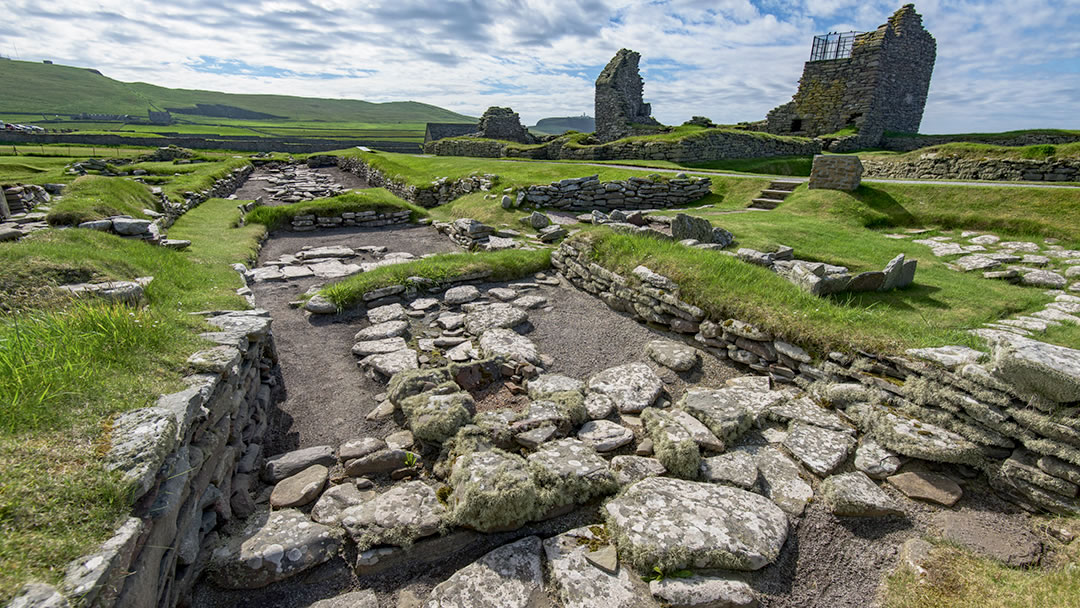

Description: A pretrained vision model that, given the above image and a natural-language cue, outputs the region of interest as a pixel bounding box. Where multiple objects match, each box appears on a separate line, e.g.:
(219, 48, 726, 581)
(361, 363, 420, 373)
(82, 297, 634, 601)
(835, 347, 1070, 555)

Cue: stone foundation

(517, 174, 712, 211)
(288, 209, 413, 231)
(552, 235, 1080, 516)
(14, 307, 281, 608)
(336, 156, 496, 207)
(862, 156, 1080, 182)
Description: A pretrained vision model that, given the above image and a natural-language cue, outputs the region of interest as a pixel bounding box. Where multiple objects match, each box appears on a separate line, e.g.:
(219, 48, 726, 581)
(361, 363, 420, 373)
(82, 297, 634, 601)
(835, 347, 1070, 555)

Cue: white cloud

(0, 0, 1076, 132)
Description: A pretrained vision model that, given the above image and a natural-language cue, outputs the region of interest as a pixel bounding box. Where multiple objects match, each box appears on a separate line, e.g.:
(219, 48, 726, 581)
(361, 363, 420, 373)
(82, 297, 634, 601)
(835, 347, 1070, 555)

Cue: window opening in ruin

(848, 113, 862, 126)
(791, 119, 803, 132)
(810, 31, 861, 61)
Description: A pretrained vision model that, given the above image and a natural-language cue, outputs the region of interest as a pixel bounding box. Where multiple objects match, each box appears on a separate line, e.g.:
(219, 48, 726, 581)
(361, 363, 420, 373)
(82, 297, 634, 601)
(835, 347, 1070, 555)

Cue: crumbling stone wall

(337, 156, 496, 207)
(475, 107, 533, 144)
(862, 155, 1080, 182)
(766, 4, 936, 145)
(595, 49, 661, 142)
(880, 132, 1080, 153)
(517, 174, 712, 211)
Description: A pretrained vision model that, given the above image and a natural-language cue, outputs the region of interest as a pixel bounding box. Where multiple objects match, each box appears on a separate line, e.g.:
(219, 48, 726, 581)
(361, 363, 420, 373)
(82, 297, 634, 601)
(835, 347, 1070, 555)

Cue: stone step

(759, 189, 794, 199)
(749, 198, 781, 210)
(768, 180, 802, 191)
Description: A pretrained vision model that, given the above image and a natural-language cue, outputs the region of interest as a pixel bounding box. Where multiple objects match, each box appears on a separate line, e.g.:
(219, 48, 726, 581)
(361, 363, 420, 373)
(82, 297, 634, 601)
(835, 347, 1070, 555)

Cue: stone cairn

(594, 48, 662, 142)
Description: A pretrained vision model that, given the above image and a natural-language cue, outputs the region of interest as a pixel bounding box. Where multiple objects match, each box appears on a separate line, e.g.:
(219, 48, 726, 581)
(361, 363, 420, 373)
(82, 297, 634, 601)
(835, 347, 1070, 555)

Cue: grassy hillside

(0, 59, 473, 124)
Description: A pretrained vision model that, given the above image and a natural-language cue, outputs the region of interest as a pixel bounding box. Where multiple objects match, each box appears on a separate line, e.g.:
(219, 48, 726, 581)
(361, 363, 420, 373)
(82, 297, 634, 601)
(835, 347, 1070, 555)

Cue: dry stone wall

(553, 236, 1080, 516)
(288, 209, 413, 231)
(428, 130, 821, 163)
(336, 156, 495, 208)
(880, 132, 1080, 153)
(862, 156, 1080, 182)
(517, 174, 712, 211)
(16, 308, 281, 608)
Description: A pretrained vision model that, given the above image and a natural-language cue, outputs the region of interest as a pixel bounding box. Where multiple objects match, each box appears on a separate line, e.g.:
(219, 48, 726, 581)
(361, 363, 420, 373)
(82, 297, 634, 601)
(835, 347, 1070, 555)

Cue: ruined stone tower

(594, 49, 661, 142)
(766, 4, 935, 143)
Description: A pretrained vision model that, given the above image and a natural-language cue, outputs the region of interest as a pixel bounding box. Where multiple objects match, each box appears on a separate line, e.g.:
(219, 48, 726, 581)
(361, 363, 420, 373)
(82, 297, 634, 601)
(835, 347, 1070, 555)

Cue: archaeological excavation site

(3, 3, 1080, 608)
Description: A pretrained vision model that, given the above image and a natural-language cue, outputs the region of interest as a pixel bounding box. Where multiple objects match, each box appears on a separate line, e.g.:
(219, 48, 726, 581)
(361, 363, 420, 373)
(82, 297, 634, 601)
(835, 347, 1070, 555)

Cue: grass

(45, 176, 160, 225)
(244, 189, 428, 230)
(0, 198, 264, 601)
(885, 128, 1080, 141)
(157, 157, 251, 204)
(876, 142, 1080, 162)
(883, 520, 1080, 608)
(321, 249, 552, 309)
(0, 156, 81, 185)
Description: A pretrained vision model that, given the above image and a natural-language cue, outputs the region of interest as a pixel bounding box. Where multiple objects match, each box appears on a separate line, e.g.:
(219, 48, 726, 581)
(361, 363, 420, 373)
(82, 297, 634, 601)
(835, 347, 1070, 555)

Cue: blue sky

(1, 0, 1078, 132)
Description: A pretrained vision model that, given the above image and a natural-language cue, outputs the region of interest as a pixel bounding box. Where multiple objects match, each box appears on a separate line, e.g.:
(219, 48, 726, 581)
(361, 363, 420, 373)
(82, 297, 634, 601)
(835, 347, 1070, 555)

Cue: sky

(1, 0, 1078, 133)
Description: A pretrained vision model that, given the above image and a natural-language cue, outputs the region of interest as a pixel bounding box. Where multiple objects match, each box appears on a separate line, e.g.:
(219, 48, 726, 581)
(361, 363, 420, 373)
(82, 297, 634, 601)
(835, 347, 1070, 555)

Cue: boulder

(820, 472, 903, 517)
(527, 438, 617, 510)
(588, 363, 664, 413)
(991, 335, 1080, 404)
(424, 536, 544, 608)
(671, 213, 714, 243)
(208, 509, 342, 589)
(605, 478, 788, 571)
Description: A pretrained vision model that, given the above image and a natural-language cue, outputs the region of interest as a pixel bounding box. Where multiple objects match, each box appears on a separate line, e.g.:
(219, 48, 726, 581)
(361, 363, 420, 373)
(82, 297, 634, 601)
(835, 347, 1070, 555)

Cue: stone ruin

(474, 106, 535, 144)
(594, 48, 661, 142)
(766, 4, 936, 147)
(808, 154, 864, 191)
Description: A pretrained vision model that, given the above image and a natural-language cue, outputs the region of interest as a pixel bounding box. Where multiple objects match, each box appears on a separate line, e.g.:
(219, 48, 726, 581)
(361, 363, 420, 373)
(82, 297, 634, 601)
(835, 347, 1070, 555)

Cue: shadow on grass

(848, 186, 920, 229)
(830, 283, 948, 312)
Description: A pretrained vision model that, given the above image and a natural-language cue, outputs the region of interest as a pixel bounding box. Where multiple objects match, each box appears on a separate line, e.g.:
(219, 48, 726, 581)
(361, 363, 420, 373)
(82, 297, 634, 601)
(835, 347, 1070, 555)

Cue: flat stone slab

(782, 422, 855, 477)
(855, 405, 984, 466)
(610, 455, 667, 487)
(309, 591, 378, 608)
(887, 472, 963, 506)
(766, 396, 849, 432)
(354, 320, 409, 341)
(645, 339, 700, 372)
(821, 472, 903, 517)
(678, 387, 784, 443)
(512, 294, 548, 309)
(363, 349, 419, 377)
(605, 477, 788, 572)
(448, 450, 538, 533)
(269, 465, 328, 508)
(352, 337, 409, 357)
(527, 438, 616, 507)
(952, 254, 1003, 271)
(444, 285, 481, 305)
(543, 526, 656, 608)
(487, 287, 518, 301)
(208, 509, 342, 589)
(368, 303, 407, 324)
(933, 512, 1042, 567)
(650, 573, 757, 608)
(478, 328, 539, 364)
(700, 451, 759, 490)
(991, 335, 1080, 404)
(308, 260, 362, 279)
(341, 481, 445, 548)
(528, 374, 584, 399)
(588, 363, 664, 413)
(750, 446, 814, 516)
(577, 420, 635, 452)
(906, 345, 986, 369)
(298, 245, 354, 259)
(1020, 269, 1066, 288)
(854, 438, 901, 479)
(464, 303, 528, 335)
(669, 409, 725, 452)
(311, 483, 373, 525)
(424, 536, 544, 608)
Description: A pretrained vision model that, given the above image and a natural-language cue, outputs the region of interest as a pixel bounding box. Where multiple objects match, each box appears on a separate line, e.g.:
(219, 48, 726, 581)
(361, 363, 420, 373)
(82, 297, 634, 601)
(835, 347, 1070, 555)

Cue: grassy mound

(45, 176, 159, 225)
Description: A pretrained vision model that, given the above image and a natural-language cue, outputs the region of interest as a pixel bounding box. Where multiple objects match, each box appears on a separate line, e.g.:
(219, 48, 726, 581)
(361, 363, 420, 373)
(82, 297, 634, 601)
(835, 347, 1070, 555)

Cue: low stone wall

(881, 133, 1080, 153)
(518, 174, 712, 211)
(2, 184, 52, 219)
(0, 131, 421, 154)
(553, 236, 1080, 516)
(336, 156, 496, 208)
(15, 309, 281, 608)
(428, 130, 822, 163)
(160, 164, 253, 227)
(289, 209, 412, 231)
(862, 156, 1080, 182)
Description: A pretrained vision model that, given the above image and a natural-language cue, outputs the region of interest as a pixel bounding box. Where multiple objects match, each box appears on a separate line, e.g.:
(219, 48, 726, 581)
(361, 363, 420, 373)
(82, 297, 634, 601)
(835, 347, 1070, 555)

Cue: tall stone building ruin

(766, 4, 935, 144)
(595, 49, 661, 142)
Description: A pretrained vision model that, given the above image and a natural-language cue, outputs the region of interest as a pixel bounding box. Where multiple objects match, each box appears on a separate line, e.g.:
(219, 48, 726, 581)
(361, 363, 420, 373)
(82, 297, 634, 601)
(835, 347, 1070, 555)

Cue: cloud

(0, 0, 1076, 132)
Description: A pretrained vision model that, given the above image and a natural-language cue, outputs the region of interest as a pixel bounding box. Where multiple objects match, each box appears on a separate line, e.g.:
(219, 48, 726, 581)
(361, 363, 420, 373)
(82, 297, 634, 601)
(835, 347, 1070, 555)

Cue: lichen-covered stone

(642, 409, 700, 480)
(543, 526, 656, 608)
(528, 438, 617, 511)
(424, 536, 544, 608)
(344, 448, 416, 477)
(766, 396, 849, 432)
(528, 374, 584, 399)
(577, 420, 635, 452)
(678, 387, 783, 443)
(646, 339, 700, 372)
(649, 573, 758, 608)
(341, 481, 445, 550)
(263, 445, 336, 483)
(605, 478, 789, 572)
(700, 452, 759, 490)
(269, 465, 328, 508)
(447, 449, 540, 532)
(750, 446, 814, 516)
(782, 422, 855, 477)
(991, 336, 1080, 403)
(906, 346, 986, 370)
(310, 483, 372, 525)
(309, 590, 378, 608)
(820, 472, 903, 517)
(208, 509, 342, 589)
(354, 320, 410, 341)
(588, 363, 664, 413)
(105, 407, 178, 500)
(387, 367, 453, 405)
(853, 404, 984, 466)
(854, 438, 901, 479)
(400, 386, 475, 443)
(464, 303, 528, 335)
(478, 328, 539, 364)
(669, 409, 725, 452)
(611, 455, 667, 486)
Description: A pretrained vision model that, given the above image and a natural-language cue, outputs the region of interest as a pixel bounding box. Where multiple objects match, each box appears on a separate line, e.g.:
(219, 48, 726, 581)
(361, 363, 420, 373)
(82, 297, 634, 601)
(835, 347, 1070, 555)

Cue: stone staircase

(749, 179, 802, 210)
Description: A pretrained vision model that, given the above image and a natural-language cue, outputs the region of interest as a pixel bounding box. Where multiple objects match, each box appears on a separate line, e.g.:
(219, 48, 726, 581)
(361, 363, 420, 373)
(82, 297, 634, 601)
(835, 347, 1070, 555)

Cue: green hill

(0, 59, 473, 124)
